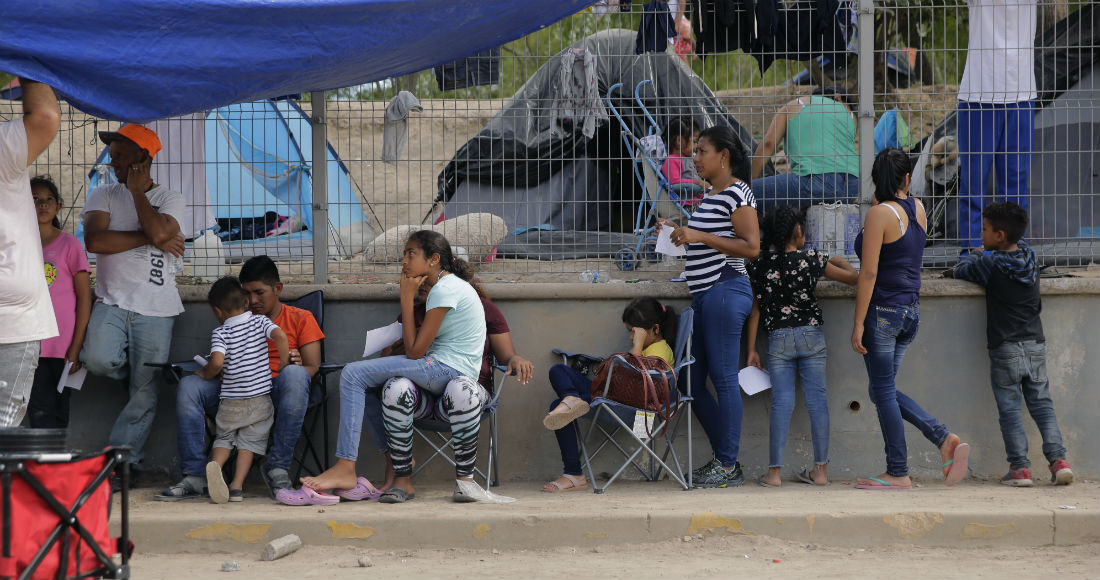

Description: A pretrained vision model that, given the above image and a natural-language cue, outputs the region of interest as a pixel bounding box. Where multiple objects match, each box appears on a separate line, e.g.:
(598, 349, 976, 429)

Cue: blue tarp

(0, 0, 596, 123)
(87, 99, 368, 237)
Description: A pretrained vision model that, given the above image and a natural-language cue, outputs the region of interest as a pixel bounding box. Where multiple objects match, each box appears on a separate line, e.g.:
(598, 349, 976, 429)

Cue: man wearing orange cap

(0, 77, 60, 427)
(81, 124, 186, 484)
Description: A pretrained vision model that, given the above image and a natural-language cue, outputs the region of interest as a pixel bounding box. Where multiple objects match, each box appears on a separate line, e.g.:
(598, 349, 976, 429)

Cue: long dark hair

(407, 230, 486, 298)
(698, 125, 751, 184)
(812, 85, 851, 108)
(664, 116, 698, 153)
(622, 297, 678, 348)
(872, 148, 912, 203)
(761, 204, 805, 254)
(30, 174, 62, 229)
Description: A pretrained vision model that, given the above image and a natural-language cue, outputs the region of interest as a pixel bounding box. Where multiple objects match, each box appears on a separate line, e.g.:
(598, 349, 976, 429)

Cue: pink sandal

(276, 486, 340, 506)
(333, 477, 383, 501)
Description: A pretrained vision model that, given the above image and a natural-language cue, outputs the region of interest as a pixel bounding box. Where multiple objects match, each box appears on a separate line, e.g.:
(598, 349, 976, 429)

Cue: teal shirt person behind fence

(750, 88, 861, 215)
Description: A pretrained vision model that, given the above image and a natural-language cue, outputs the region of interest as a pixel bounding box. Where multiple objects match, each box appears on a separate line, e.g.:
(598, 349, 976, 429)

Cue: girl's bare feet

(808, 464, 828, 485)
(379, 454, 415, 492)
(760, 467, 782, 487)
(390, 475, 415, 497)
(300, 459, 358, 491)
(940, 433, 962, 478)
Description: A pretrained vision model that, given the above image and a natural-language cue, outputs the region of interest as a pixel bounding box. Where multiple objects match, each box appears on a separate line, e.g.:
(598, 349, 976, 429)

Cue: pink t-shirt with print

(40, 232, 90, 359)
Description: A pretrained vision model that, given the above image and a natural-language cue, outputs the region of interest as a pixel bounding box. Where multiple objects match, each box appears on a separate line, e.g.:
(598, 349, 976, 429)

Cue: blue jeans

(547, 364, 594, 476)
(752, 172, 860, 216)
(957, 101, 1035, 248)
(683, 275, 753, 468)
(767, 326, 829, 468)
(989, 340, 1066, 469)
(175, 364, 311, 476)
(81, 302, 175, 466)
(862, 303, 949, 477)
(336, 355, 464, 462)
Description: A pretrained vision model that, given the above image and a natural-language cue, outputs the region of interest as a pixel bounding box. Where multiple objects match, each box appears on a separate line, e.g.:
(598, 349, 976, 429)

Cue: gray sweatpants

(0, 341, 40, 426)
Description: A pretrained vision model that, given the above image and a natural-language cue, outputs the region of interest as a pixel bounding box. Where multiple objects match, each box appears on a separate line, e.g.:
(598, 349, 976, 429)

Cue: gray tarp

(436, 29, 757, 243)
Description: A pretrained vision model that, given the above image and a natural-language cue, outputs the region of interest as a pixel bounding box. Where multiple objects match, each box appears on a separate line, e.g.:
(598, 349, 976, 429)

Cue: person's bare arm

(66, 271, 93, 373)
(123, 157, 181, 246)
(404, 308, 446, 360)
(672, 206, 760, 260)
(271, 328, 290, 373)
(296, 340, 321, 378)
(851, 207, 889, 355)
(751, 101, 797, 180)
(488, 332, 533, 385)
(825, 256, 859, 286)
(197, 352, 225, 381)
(745, 299, 762, 368)
(18, 79, 60, 165)
(82, 210, 153, 254)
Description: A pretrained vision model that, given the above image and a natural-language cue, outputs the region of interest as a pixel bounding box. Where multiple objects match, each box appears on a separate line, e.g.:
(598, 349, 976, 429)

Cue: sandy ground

(128, 534, 1099, 580)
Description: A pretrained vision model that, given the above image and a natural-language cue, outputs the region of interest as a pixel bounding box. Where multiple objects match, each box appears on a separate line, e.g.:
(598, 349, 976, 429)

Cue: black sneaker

(688, 458, 721, 480)
(109, 467, 141, 492)
(693, 462, 745, 489)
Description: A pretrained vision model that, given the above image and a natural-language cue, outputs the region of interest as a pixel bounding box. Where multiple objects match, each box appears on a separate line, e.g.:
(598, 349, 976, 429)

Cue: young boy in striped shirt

(197, 277, 289, 503)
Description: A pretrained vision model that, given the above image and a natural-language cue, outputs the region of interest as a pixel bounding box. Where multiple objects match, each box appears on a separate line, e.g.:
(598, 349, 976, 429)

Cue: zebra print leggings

(381, 375, 489, 478)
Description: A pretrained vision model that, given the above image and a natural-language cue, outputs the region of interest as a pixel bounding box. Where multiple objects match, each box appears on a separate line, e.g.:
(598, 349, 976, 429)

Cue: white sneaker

(452, 479, 516, 504)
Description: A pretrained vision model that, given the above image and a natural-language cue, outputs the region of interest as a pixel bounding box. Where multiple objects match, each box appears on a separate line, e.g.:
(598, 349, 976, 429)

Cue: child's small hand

(400, 272, 426, 301)
(851, 325, 867, 355)
(630, 327, 647, 347)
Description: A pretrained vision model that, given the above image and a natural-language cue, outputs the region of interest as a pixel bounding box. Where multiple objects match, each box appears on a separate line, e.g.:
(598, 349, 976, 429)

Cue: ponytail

(622, 297, 678, 348)
(760, 205, 805, 254)
(872, 148, 912, 203)
(406, 229, 488, 299)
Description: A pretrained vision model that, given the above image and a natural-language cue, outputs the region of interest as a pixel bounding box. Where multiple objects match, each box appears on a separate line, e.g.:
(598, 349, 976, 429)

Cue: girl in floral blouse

(745, 205, 858, 487)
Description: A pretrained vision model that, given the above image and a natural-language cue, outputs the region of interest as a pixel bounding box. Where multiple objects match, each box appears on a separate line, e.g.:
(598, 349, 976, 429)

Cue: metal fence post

(857, 0, 876, 218)
(310, 91, 329, 284)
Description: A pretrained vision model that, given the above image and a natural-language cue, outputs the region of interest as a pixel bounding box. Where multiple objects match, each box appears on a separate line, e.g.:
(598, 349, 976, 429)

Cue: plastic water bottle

(170, 252, 184, 276)
(580, 269, 610, 283)
(596, 269, 610, 283)
(579, 270, 596, 283)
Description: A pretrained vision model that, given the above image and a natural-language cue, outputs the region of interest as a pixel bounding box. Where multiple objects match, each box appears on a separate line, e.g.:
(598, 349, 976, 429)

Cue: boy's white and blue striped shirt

(210, 311, 278, 399)
(684, 181, 756, 294)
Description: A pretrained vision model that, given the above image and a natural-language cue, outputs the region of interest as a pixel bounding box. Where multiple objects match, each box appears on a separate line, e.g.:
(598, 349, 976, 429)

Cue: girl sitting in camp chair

(541, 298, 677, 492)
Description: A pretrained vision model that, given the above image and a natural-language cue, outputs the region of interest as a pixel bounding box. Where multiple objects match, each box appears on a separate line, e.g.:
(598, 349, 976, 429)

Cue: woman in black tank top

(850, 149, 970, 490)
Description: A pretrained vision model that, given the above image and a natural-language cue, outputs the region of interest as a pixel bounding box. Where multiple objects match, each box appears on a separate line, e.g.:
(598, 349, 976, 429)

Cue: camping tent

(87, 99, 377, 260)
(433, 29, 758, 257)
(914, 4, 1099, 262)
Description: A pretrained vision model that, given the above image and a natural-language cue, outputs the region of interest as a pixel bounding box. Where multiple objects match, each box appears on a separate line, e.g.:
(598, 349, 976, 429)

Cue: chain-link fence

(4, 0, 1096, 283)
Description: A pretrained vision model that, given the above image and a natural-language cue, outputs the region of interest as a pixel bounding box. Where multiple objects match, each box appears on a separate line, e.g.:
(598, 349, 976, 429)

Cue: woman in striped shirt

(660, 125, 760, 488)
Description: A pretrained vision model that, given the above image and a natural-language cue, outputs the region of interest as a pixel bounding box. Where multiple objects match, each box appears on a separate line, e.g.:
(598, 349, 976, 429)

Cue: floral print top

(747, 248, 829, 332)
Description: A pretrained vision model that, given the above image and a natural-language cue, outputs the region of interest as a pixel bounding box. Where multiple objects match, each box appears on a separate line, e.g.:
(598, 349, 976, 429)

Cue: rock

(220, 561, 239, 572)
(694, 533, 704, 540)
(491, 549, 500, 555)
(682, 536, 692, 543)
(261, 534, 302, 562)
(358, 556, 373, 568)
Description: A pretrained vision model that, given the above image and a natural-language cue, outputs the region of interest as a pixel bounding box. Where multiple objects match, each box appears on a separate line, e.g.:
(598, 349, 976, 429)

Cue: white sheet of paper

(632, 410, 656, 441)
(739, 366, 772, 395)
(655, 226, 686, 257)
(193, 355, 209, 367)
(363, 321, 404, 358)
(56, 362, 88, 393)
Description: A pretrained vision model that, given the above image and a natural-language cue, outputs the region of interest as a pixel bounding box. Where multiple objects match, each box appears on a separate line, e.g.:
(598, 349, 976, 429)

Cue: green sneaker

(693, 462, 745, 489)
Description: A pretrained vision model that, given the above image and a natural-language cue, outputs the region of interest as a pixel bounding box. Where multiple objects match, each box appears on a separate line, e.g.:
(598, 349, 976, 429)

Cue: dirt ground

(129, 533, 1098, 580)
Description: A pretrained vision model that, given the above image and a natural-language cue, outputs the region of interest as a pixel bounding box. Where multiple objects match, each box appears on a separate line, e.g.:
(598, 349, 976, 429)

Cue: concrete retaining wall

(67, 278, 1100, 481)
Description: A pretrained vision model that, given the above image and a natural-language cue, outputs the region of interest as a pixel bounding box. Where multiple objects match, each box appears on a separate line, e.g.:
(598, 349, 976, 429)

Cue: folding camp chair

(282, 291, 345, 481)
(552, 307, 695, 494)
(409, 361, 510, 490)
(0, 433, 130, 580)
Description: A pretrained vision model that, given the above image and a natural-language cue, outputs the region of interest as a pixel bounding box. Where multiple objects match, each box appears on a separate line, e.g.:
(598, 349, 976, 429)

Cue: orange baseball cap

(98, 124, 162, 158)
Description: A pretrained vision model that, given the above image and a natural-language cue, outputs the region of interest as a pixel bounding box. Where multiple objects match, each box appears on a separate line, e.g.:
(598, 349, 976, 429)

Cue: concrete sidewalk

(112, 479, 1099, 553)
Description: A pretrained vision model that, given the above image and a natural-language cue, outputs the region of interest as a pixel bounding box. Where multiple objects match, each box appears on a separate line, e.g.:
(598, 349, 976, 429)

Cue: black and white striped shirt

(684, 182, 757, 294)
(211, 311, 278, 399)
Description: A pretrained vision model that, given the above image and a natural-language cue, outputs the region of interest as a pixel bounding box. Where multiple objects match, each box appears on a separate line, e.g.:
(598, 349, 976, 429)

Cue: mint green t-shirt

(784, 96, 860, 178)
(425, 274, 487, 379)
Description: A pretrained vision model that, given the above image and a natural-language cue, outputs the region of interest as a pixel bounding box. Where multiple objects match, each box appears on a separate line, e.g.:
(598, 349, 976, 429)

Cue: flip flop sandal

(333, 477, 383, 501)
(854, 477, 913, 490)
(276, 486, 341, 506)
(378, 488, 415, 503)
(542, 397, 591, 431)
(757, 476, 779, 488)
(797, 469, 827, 486)
(945, 443, 970, 487)
(541, 474, 589, 493)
